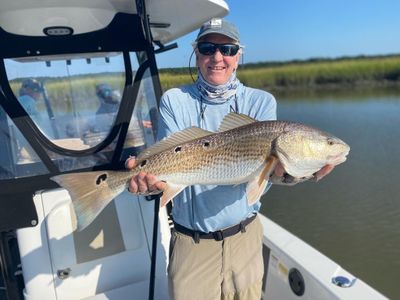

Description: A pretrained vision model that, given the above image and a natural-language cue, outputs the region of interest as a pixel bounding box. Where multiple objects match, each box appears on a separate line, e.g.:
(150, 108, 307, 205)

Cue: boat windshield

(1, 52, 157, 179)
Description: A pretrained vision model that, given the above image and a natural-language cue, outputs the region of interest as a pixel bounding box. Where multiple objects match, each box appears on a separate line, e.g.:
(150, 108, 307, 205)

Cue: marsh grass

(159, 55, 400, 91)
(10, 74, 124, 113)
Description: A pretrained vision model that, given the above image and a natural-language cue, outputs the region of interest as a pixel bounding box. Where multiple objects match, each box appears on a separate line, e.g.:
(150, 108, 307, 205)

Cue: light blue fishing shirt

(19, 95, 39, 119)
(157, 82, 277, 232)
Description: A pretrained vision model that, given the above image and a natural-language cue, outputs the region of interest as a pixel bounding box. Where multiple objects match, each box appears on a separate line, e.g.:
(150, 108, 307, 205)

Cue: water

(260, 88, 400, 299)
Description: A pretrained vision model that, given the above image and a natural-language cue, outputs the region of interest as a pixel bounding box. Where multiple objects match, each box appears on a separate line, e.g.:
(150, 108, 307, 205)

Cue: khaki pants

(168, 216, 264, 300)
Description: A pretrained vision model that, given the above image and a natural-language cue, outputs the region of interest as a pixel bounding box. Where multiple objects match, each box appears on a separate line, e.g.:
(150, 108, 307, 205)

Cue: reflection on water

(261, 87, 400, 299)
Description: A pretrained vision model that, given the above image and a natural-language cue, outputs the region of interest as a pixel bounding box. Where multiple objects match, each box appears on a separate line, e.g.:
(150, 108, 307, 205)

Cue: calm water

(260, 88, 400, 299)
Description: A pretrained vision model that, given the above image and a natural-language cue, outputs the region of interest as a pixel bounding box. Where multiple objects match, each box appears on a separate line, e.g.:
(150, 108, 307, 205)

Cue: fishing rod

(40, 81, 60, 139)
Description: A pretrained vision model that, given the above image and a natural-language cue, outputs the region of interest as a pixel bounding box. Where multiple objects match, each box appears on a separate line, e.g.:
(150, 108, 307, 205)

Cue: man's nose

(211, 48, 223, 60)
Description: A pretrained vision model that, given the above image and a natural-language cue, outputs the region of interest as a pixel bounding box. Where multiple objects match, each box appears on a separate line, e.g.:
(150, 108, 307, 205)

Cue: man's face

(196, 33, 240, 86)
(27, 88, 41, 100)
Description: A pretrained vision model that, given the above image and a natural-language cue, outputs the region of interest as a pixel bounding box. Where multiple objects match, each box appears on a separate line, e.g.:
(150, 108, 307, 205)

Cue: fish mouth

(328, 149, 350, 165)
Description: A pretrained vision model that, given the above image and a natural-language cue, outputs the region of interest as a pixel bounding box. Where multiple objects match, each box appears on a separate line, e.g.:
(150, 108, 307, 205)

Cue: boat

(0, 0, 388, 299)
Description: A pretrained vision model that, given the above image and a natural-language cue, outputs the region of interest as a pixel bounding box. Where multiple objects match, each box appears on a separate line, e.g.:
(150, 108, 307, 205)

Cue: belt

(173, 214, 257, 243)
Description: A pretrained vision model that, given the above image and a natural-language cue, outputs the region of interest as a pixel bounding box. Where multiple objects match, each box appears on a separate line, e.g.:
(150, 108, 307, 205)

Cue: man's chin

(205, 74, 228, 85)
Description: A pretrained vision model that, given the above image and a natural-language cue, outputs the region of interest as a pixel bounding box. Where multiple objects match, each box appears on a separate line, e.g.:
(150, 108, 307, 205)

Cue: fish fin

(218, 112, 257, 132)
(51, 171, 124, 231)
(246, 156, 279, 205)
(137, 127, 213, 160)
(160, 183, 187, 207)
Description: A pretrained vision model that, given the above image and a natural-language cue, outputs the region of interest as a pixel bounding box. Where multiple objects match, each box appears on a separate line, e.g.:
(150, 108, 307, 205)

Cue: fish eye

(327, 139, 335, 146)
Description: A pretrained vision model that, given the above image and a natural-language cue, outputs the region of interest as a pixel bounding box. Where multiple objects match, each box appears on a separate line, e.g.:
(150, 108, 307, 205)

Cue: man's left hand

(313, 164, 335, 181)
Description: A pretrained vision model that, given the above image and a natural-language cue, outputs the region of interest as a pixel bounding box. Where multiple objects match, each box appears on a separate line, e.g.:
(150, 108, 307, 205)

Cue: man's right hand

(125, 157, 167, 195)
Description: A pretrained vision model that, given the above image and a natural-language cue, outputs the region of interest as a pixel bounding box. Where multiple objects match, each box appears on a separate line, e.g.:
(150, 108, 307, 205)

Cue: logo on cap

(209, 18, 222, 28)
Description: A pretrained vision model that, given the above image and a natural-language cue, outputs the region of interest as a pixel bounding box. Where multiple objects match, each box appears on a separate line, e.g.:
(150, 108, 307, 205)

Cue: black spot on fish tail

(96, 173, 108, 185)
(140, 160, 148, 168)
(203, 140, 210, 148)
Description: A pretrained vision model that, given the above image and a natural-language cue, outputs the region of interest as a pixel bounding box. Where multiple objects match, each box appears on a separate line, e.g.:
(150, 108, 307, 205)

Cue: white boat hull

(14, 188, 387, 300)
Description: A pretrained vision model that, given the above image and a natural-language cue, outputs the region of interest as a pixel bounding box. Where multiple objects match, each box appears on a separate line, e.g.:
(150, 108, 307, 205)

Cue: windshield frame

(0, 12, 163, 231)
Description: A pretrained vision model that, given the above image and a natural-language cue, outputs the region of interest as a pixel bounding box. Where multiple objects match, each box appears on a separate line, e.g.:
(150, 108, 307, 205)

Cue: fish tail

(51, 171, 125, 231)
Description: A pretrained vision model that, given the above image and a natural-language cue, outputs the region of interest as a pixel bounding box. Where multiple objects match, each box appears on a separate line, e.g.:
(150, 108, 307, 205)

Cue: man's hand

(125, 157, 167, 194)
(313, 164, 335, 181)
(273, 162, 285, 177)
(142, 120, 153, 129)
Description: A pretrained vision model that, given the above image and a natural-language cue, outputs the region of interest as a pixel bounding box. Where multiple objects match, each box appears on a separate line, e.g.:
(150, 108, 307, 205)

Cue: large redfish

(52, 113, 350, 230)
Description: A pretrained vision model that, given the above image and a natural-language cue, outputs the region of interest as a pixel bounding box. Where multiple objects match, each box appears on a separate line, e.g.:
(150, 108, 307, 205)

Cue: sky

(155, 0, 400, 68)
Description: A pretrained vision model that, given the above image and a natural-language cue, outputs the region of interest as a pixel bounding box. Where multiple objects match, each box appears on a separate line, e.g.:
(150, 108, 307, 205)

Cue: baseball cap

(96, 83, 113, 99)
(196, 18, 240, 42)
(21, 78, 43, 92)
(96, 83, 120, 104)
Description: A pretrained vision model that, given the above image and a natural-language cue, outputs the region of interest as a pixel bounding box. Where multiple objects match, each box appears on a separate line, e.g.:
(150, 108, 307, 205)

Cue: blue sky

(155, 0, 400, 68)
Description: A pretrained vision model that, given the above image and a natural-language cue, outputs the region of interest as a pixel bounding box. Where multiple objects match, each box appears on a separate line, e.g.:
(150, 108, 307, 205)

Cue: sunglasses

(197, 42, 240, 56)
(24, 86, 41, 93)
(102, 89, 112, 97)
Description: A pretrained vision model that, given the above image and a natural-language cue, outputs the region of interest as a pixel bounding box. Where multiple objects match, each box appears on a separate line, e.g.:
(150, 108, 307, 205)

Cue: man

(126, 19, 333, 299)
(18, 78, 43, 119)
(95, 83, 120, 115)
(17, 78, 44, 162)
